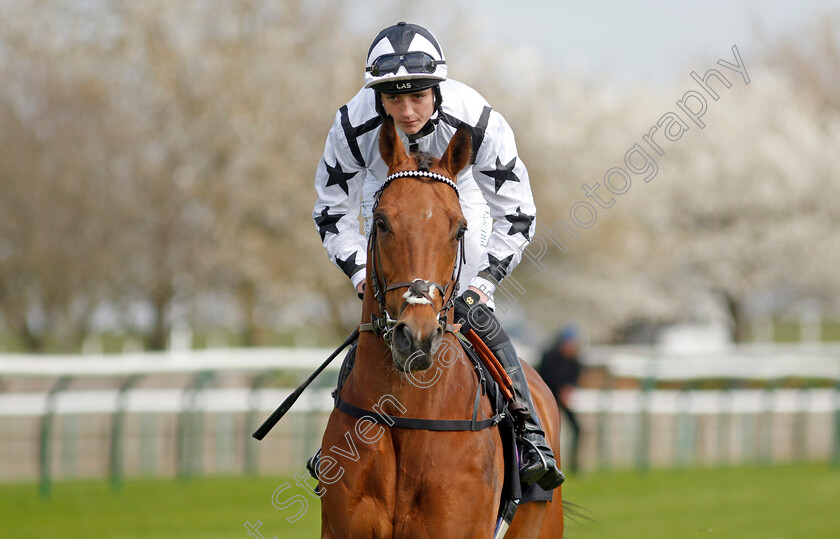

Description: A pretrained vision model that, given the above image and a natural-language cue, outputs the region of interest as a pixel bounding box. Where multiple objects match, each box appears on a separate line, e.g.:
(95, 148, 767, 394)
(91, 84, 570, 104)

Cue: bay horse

(318, 116, 564, 538)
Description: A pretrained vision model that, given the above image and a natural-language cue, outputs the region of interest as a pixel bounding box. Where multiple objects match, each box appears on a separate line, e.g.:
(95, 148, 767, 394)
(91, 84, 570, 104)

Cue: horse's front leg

(322, 491, 395, 539)
(319, 410, 397, 539)
(321, 500, 338, 539)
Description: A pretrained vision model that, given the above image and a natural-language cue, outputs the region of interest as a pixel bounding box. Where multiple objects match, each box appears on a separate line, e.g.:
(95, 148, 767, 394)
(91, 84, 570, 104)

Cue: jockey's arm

(468, 111, 537, 301)
(313, 110, 368, 292)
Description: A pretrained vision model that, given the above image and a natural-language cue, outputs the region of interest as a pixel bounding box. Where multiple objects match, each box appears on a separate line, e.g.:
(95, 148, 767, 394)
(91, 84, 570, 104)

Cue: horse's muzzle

(391, 321, 443, 372)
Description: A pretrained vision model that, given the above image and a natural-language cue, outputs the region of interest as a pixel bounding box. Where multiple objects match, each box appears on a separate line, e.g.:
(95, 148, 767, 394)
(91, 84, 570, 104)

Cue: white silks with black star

(312, 78, 537, 296)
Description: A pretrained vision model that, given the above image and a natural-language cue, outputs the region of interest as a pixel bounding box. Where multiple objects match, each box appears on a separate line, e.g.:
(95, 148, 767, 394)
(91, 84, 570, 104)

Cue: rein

(360, 170, 464, 346)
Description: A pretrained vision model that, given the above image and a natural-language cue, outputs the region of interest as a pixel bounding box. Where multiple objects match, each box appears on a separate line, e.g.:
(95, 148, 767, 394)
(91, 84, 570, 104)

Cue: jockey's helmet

(364, 22, 447, 94)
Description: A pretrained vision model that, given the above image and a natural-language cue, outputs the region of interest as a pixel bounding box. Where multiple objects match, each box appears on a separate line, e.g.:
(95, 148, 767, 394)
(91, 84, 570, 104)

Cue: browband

(376, 170, 459, 203)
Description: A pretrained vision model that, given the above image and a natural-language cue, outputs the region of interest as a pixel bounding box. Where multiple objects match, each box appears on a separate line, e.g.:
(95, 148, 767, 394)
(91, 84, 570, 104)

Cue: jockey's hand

(454, 289, 481, 319)
(455, 287, 490, 318)
(356, 282, 365, 300)
(467, 285, 489, 304)
(454, 288, 505, 346)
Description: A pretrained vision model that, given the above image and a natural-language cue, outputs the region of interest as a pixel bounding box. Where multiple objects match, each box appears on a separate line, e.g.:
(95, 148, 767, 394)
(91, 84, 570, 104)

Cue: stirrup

(519, 437, 565, 490)
(306, 448, 321, 480)
(519, 436, 548, 480)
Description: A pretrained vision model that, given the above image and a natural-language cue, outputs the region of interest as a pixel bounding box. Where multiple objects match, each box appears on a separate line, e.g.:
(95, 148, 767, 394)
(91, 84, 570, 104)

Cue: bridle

(336, 167, 507, 442)
(360, 170, 465, 346)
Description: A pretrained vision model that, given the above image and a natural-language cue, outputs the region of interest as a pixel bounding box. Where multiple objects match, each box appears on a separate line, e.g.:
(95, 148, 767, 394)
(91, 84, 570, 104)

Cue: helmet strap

(433, 84, 443, 115)
(374, 91, 387, 119)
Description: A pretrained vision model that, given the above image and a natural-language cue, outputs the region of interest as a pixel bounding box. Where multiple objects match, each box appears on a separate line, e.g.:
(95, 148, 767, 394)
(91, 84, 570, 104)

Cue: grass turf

(564, 464, 840, 538)
(0, 464, 837, 538)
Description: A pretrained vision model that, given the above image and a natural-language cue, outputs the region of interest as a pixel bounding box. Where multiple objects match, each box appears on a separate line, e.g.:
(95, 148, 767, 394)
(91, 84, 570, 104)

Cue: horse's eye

(455, 225, 467, 241)
(375, 217, 388, 232)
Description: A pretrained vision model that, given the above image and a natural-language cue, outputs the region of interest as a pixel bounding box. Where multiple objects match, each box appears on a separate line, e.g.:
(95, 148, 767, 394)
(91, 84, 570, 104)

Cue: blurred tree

(1, 1, 837, 350)
(649, 70, 840, 341)
(0, 7, 124, 350)
(459, 58, 685, 341)
(457, 20, 840, 343)
(0, 0, 363, 351)
(762, 14, 840, 115)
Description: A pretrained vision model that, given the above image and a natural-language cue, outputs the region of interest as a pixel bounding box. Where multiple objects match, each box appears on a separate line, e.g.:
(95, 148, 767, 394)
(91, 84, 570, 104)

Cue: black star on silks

(336, 252, 365, 279)
(505, 207, 535, 240)
(484, 253, 514, 282)
(315, 207, 343, 241)
(324, 160, 358, 195)
(481, 157, 520, 193)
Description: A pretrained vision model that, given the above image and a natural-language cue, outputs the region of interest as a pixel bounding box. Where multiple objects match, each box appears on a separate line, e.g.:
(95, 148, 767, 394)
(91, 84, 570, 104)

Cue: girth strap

(335, 397, 503, 431)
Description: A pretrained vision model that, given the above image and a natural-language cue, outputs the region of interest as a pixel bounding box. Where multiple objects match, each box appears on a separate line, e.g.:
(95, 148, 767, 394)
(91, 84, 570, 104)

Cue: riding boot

(308, 340, 358, 480)
(493, 340, 565, 490)
(454, 290, 564, 490)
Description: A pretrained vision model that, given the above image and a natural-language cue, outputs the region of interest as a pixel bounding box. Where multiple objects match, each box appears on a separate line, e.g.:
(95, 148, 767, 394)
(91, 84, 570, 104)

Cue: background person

(538, 325, 584, 473)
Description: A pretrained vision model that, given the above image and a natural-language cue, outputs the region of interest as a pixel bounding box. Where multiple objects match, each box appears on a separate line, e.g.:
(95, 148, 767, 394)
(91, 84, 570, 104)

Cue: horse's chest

(327, 430, 501, 536)
(389, 431, 502, 536)
(320, 394, 504, 537)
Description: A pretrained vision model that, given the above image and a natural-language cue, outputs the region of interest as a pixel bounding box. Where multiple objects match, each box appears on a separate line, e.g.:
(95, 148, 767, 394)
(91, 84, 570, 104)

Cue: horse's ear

(438, 126, 472, 182)
(379, 115, 409, 170)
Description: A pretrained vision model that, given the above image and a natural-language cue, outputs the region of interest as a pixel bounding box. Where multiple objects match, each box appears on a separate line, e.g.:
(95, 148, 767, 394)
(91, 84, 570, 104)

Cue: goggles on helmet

(366, 52, 445, 77)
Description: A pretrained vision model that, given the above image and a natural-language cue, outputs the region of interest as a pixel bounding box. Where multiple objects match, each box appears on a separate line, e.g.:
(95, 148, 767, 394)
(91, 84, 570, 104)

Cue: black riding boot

(307, 341, 357, 480)
(454, 290, 564, 490)
(493, 340, 565, 490)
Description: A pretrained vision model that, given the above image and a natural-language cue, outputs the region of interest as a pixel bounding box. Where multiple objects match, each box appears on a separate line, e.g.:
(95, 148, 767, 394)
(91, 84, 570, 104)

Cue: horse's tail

(561, 499, 595, 536)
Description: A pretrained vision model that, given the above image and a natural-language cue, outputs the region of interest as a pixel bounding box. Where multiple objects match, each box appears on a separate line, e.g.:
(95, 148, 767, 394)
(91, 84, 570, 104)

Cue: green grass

(565, 464, 840, 538)
(0, 476, 323, 539)
(0, 464, 838, 538)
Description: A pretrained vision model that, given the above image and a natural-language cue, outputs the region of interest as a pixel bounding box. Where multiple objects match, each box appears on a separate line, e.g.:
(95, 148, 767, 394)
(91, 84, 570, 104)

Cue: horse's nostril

(392, 323, 414, 355)
(401, 323, 415, 341)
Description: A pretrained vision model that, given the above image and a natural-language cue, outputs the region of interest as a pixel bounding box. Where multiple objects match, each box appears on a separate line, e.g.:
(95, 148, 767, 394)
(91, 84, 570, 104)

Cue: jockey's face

(380, 89, 434, 135)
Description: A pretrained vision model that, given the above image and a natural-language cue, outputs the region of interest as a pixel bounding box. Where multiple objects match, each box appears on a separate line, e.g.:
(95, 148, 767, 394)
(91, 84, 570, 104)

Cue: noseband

(361, 170, 465, 345)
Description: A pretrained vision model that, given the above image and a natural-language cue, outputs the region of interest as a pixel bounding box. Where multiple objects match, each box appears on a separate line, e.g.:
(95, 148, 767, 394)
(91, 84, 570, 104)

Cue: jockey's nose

(397, 98, 413, 115)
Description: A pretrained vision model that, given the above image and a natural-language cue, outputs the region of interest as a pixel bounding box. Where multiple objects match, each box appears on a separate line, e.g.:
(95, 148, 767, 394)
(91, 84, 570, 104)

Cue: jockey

(312, 22, 564, 490)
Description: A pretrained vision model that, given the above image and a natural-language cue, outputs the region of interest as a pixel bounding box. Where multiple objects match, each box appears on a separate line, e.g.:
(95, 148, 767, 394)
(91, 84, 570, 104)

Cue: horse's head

(370, 116, 472, 372)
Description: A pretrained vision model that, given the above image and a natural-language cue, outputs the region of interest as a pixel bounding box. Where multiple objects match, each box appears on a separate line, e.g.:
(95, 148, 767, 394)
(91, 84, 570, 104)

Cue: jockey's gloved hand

(453, 289, 483, 316)
(454, 290, 509, 349)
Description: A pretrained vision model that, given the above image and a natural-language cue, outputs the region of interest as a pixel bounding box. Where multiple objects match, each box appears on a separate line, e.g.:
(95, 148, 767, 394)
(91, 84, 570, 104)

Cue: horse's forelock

(413, 151, 435, 172)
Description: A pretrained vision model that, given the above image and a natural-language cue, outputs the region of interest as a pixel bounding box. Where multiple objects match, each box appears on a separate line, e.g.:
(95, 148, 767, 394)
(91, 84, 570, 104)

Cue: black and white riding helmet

(364, 22, 447, 94)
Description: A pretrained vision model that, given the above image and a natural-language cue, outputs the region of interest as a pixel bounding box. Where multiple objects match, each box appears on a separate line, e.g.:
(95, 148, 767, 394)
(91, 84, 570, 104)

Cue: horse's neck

(352, 334, 473, 417)
(350, 301, 474, 416)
